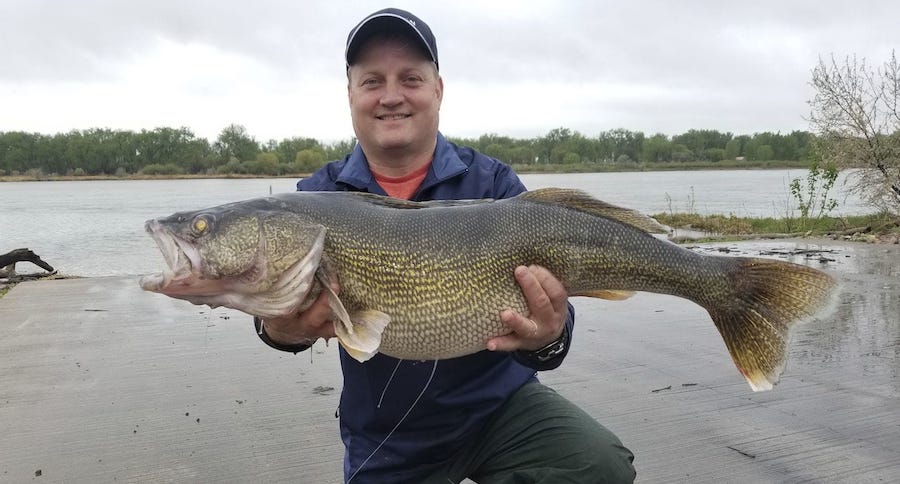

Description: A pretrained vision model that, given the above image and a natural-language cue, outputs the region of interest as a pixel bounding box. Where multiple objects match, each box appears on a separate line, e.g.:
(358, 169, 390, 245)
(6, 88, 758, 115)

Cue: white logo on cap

(406, 18, 416, 27)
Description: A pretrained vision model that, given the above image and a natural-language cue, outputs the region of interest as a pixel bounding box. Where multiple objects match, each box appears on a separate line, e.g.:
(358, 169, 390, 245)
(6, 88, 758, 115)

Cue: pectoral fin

(319, 279, 390, 362)
(337, 310, 391, 362)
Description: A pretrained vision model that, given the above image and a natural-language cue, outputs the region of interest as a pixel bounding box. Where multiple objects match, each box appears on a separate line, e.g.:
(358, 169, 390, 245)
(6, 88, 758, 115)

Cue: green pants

(425, 382, 636, 484)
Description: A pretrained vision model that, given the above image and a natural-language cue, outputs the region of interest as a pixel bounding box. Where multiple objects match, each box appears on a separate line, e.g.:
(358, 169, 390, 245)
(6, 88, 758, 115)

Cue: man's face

(347, 37, 443, 159)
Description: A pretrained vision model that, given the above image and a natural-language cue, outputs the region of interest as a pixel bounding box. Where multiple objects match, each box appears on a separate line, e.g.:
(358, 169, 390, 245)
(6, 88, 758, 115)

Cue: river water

(0, 169, 873, 277)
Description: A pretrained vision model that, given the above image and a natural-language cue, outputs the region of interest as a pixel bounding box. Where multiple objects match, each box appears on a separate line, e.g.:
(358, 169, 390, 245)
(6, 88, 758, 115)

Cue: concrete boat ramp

(1, 239, 899, 483)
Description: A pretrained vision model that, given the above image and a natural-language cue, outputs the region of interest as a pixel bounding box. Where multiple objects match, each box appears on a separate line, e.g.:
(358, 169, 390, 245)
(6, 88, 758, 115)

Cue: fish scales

(255, 192, 810, 362)
(141, 188, 837, 391)
(318, 200, 527, 358)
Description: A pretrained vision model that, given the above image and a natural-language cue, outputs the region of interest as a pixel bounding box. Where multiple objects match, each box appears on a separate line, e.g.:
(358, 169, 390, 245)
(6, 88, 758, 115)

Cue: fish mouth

(139, 218, 325, 319)
(139, 219, 208, 294)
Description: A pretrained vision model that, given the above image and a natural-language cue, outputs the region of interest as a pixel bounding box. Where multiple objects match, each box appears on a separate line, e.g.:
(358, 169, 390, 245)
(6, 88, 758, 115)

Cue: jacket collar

(335, 132, 467, 194)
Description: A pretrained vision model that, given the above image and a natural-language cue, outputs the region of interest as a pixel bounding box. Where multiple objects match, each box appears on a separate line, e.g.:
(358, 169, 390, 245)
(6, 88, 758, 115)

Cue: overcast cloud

(1, 0, 898, 143)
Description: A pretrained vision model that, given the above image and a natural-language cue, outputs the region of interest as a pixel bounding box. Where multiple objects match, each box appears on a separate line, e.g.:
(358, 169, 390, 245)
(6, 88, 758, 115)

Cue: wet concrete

(687, 239, 900, 399)
(0, 239, 897, 482)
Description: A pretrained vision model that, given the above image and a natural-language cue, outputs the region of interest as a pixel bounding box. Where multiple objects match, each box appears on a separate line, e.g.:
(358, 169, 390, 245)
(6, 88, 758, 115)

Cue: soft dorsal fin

(518, 188, 668, 234)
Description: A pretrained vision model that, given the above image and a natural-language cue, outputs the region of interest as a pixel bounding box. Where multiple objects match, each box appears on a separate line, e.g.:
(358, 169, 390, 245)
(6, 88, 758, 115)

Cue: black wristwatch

(517, 325, 569, 364)
(254, 316, 313, 354)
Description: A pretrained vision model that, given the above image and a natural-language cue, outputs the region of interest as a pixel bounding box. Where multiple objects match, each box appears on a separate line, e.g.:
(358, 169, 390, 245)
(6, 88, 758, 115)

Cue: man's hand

(487, 265, 569, 353)
(260, 283, 339, 345)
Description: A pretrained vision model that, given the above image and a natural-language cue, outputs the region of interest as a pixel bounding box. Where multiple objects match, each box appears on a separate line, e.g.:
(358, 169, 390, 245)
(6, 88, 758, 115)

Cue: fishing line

(377, 359, 404, 409)
(203, 310, 210, 354)
(347, 359, 439, 483)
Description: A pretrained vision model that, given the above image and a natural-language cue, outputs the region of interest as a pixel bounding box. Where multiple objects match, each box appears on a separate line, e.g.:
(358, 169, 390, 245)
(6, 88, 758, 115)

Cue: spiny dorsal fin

(518, 188, 668, 234)
(351, 192, 493, 209)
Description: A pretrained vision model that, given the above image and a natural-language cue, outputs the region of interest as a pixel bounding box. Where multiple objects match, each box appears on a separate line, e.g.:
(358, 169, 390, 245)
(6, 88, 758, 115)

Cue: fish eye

(191, 216, 210, 235)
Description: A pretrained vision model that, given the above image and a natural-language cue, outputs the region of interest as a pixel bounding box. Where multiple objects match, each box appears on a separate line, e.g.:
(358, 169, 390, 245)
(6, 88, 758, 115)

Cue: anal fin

(574, 289, 636, 301)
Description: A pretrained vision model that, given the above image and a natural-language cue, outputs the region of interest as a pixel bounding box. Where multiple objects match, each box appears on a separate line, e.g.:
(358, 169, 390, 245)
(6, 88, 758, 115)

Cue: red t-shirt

(372, 162, 430, 200)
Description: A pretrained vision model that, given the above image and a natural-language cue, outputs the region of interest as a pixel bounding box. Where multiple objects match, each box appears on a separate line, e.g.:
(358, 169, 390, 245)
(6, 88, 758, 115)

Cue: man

(256, 8, 635, 483)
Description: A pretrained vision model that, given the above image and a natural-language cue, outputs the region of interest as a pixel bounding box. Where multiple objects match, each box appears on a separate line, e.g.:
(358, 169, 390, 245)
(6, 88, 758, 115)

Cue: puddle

(692, 238, 900, 397)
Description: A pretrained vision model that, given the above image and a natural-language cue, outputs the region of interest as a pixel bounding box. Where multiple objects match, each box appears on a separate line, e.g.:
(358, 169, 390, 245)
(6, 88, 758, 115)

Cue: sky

(1, 0, 898, 144)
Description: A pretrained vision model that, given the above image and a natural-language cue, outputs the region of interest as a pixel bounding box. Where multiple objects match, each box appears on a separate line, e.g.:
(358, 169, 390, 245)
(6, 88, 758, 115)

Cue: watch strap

(517, 324, 569, 364)
(254, 316, 313, 354)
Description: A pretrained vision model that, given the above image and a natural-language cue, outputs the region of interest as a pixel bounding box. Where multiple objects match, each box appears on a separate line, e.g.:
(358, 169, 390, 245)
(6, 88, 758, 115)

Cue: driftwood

(0, 248, 55, 277)
(831, 226, 872, 237)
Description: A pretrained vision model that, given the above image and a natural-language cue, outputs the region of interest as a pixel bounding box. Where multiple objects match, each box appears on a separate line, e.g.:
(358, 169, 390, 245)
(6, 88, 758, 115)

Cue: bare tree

(809, 51, 900, 213)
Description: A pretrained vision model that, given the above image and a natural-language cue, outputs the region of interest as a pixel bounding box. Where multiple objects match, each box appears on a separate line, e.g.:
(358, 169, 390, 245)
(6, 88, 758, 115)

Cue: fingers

(517, 265, 568, 317)
(514, 265, 551, 313)
(486, 310, 538, 352)
(488, 265, 569, 353)
(262, 284, 338, 343)
(297, 287, 336, 331)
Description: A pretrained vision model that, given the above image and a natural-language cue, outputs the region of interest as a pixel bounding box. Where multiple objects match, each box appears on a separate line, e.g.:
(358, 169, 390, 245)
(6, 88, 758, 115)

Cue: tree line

(0, 124, 355, 177)
(1, 124, 818, 178)
(452, 128, 815, 166)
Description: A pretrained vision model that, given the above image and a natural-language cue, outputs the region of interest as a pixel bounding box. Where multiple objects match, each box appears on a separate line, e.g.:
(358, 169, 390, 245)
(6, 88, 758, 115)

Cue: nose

(379, 80, 404, 107)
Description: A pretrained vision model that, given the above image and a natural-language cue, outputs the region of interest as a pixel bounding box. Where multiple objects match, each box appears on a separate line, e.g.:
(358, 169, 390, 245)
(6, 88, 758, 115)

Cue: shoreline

(0, 161, 816, 183)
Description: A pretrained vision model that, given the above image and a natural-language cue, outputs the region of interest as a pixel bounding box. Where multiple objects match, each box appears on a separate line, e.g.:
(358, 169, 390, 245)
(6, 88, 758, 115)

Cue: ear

(436, 76, 444, 104)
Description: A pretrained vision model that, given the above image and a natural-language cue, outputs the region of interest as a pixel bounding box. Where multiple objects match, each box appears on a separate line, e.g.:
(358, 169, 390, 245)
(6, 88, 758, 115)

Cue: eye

(191, 216, 210, 235)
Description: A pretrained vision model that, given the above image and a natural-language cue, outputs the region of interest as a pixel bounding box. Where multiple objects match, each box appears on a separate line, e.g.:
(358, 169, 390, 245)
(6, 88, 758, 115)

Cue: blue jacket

(296, 133, 575, 482)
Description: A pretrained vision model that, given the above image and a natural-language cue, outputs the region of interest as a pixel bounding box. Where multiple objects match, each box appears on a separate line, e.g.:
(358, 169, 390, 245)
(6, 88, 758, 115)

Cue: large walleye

(140, 188, 837, 391)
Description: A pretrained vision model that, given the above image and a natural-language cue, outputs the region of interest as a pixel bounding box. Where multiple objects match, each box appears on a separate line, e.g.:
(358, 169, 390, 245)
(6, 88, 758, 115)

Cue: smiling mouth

(377, 113, 411, 121)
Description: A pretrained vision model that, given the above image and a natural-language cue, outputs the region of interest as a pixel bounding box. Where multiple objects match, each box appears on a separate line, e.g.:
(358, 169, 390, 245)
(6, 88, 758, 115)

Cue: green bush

(216, 160, 243, 175)
(139, 163, 185, 175)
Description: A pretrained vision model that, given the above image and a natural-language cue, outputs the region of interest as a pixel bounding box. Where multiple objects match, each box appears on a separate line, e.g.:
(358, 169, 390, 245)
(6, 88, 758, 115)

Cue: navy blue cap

(345, 8, 439, 70)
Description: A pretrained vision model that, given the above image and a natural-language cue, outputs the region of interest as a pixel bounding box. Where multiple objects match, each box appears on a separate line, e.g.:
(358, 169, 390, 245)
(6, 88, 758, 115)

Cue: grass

(653, 211, 900, 240)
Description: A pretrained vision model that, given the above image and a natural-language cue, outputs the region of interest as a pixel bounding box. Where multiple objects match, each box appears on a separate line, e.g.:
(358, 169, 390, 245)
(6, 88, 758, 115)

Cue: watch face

(536, 342, 565, 362)
(533, 328, 568, 362)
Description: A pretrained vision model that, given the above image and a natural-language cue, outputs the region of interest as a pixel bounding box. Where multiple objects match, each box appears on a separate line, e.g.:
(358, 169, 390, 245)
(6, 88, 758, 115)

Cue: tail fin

(706, 257, 838, 391)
